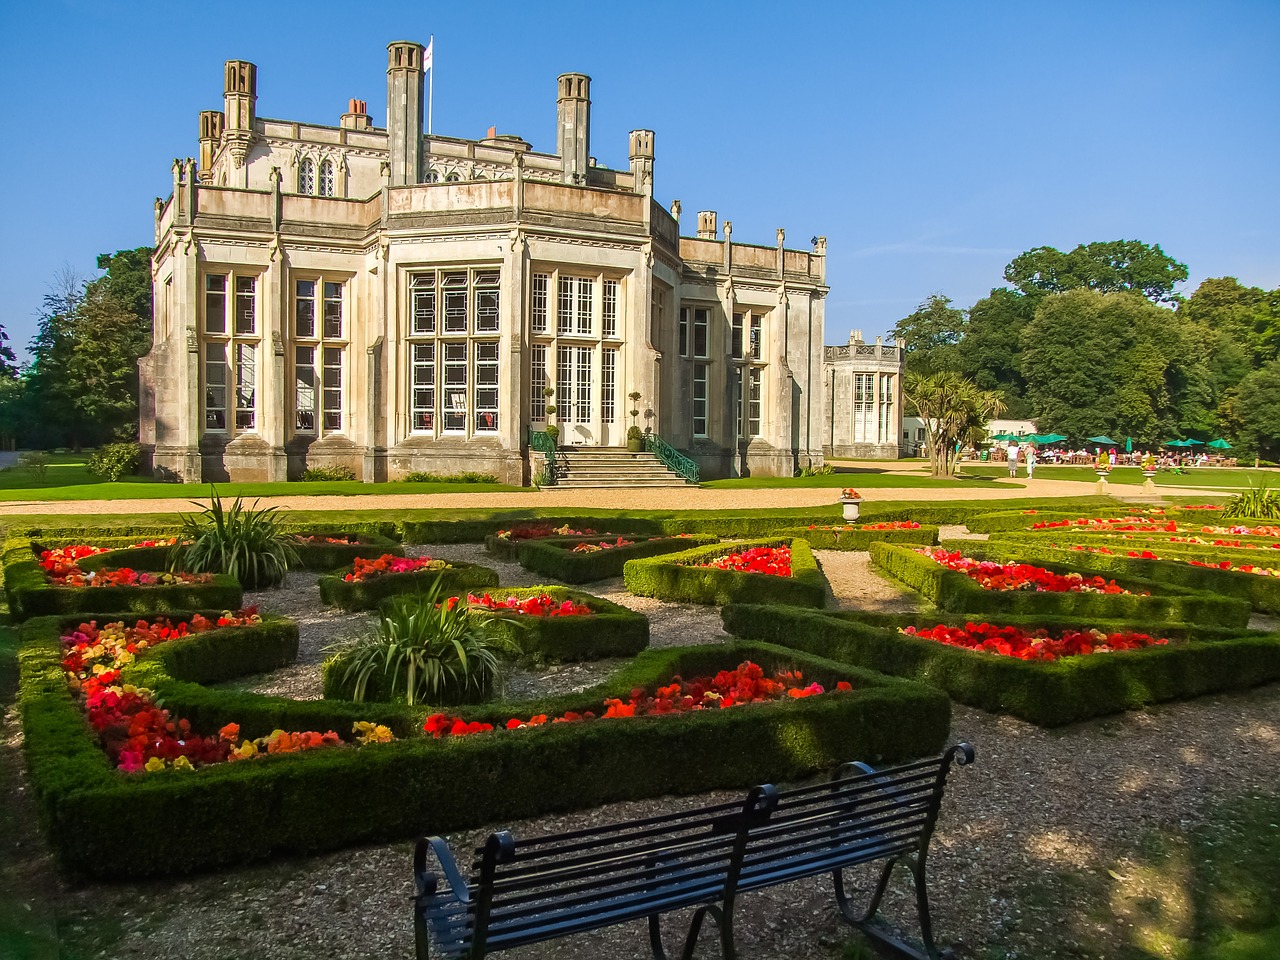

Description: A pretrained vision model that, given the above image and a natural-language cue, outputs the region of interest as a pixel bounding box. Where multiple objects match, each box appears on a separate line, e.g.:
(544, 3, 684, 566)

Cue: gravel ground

(5, 534, 1279, 960)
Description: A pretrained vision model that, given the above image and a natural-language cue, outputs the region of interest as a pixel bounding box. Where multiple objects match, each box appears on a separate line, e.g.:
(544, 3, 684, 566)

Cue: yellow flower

(172, 756, 194, 771)
(144, 757, 166, 772)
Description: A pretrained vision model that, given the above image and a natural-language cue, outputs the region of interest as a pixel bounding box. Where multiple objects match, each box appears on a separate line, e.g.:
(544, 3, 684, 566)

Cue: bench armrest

(413, 835, 473, 904)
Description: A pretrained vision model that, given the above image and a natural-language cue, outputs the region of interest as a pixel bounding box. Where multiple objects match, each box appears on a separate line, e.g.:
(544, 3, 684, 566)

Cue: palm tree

(904, 371, 1007, 477)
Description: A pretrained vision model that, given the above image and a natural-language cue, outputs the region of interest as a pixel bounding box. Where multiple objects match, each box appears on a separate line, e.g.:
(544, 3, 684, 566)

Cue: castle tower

(628, 129, 654, 197)
(386, 41, 426, 186)
(222, 60, 256, 170)
(197, 110, 224, 183)
(556, 73, 591, 184)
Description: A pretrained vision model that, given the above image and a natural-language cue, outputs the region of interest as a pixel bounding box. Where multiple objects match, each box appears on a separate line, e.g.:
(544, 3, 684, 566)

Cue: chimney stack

(696, 210, 718, 240)
(341, 98, 371, 131)
(222, 60, 257, 171)
(197, 110, 224, 182)
(386, 41, 426, 186)
(628, 129, 654, 197)
(556, 73, 591, 184)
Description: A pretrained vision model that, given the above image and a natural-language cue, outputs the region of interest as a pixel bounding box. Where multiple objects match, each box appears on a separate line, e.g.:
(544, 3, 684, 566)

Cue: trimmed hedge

(868, 542, 1251, 627)
(517, 534, 720, 583)
(3, 536, 243, 623)
(623, 538, 827, 608)
(289, 533, 405, 572)
(947, 538, 1280, 615)
(963, 506, 1230, 535)
(720, 603, 1280, 727)
(316, 559, 500, 611)
(776, 524, 939, 550)
(18, 610, 948, 878)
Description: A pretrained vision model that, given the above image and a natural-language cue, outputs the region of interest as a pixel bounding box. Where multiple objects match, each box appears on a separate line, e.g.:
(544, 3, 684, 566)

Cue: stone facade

(823, 331, 904, 459)
(141, 42, 830, 484)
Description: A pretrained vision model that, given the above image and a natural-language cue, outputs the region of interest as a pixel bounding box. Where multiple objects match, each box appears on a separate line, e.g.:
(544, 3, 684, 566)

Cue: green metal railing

(644, 433, 700, 484)
(527, 427, 559, 485)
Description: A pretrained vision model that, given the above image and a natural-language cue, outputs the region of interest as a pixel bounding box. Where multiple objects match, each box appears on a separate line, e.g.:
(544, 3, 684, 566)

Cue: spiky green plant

(169, 487, 299, 589)
(1222, 483, 1280, 520)
(328, 585, 511, 706)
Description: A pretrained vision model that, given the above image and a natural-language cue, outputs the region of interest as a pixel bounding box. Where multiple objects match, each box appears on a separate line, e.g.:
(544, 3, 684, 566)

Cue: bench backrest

(737, 743, 974, 892)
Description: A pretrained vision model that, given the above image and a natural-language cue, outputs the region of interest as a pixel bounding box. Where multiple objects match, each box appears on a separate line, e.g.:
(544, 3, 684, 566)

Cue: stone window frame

(295, 149, 341, 197)
(692, 362, 709, 439)
(201, 269, 261, 438)
(291, 274, 350, 438)
(407, 265, 503, 439)
(731, 307, 769, 439)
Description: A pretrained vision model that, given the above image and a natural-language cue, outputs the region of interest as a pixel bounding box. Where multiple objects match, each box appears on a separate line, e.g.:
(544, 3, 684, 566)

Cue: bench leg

(833, 855, 947, 960)
(648, 905, 737, 960)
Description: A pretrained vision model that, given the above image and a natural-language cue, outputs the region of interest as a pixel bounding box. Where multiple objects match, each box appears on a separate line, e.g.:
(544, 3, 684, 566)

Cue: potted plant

(627, 424, 644, 453)
(839, 487, 863, 522)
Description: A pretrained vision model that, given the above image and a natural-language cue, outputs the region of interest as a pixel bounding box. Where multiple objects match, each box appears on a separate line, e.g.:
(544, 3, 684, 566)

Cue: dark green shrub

(300, 465, 357, 481)
(776, 524, 938, 550)
(623, 538, 826, 608)
(288, 533, 404, 572)
(868, 542, 1251, 627)
(721, 603, 1280, 727)
(86, 442, 142, 481)
(403, 471, 499, 484)
(19, 451, 49, 482)
(317, 558, 499, 611)
(169, 489, 299, 589)
(517, 534, 719, 583)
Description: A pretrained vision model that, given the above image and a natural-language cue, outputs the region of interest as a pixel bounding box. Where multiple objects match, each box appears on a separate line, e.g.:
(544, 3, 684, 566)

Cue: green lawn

(957, 464, 1279, 489)
(703, 468, 1019, 490)
(0, 459, 520, 501)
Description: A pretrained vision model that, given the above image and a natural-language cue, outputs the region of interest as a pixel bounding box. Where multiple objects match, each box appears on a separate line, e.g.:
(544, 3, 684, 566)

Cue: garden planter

(841, 498, 863, 521)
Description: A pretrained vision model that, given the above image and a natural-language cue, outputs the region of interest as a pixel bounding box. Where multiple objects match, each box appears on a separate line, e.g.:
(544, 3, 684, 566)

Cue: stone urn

(1141, 469, 1158, 493)
(1095, 469, 1110, 494)
(840, 498, 863, 521)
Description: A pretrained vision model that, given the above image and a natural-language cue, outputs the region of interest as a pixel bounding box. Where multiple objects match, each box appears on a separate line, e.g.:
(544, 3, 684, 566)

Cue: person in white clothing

(1025, 445, 1037, 479)
(1006, 441, 1020, 478)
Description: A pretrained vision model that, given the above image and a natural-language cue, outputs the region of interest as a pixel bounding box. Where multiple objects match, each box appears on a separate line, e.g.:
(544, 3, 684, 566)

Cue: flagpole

(427, 34, 433, 135)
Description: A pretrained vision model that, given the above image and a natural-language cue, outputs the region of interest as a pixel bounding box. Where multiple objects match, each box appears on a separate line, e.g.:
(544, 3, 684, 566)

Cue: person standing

(1007, 440, 1020, 478)
(1025, 445, 1037, 479)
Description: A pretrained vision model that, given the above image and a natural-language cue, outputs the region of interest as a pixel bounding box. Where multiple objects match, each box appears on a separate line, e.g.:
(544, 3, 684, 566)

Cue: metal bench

(413, 743, 974, 959)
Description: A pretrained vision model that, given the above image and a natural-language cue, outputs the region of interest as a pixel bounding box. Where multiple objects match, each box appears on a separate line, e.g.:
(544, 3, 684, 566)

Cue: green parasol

(1125, 437, 1133, 453)
(1207, 438, 1233, 449)
(1087, 435, 1118, 445)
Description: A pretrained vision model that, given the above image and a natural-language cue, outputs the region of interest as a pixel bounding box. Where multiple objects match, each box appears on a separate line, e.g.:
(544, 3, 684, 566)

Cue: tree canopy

(891, 294, 966, 376)
(1003, 240, 1189, 304)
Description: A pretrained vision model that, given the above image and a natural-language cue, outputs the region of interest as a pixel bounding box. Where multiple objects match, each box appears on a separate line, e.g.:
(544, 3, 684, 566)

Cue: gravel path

(5, 532, 1279, 960)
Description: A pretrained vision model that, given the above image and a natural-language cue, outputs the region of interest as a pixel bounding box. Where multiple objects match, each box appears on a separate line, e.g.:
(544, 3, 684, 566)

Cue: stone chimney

(628, 129, 654, 196)
(696, 210, 718, 239)
(556, 73, 591, 184)
(197, 110, 224, 182)
(386, 41, 426, 186)
(222, 60, 257, 169)
(341, 98, 372, 131)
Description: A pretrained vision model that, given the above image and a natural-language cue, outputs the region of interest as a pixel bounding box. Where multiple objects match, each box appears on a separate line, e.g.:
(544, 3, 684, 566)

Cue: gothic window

(298, 158, 315, 195)
(318, 159, 335, 197)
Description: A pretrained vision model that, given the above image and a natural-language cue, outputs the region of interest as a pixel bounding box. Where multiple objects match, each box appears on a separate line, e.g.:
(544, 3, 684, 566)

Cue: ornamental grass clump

(169, 488, 299, 589)
(1223, 483, 1280, 521)
(328, 584, 510, 706)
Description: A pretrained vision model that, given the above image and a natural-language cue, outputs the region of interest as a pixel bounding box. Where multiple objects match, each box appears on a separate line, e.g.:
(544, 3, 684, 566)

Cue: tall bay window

(203, 272, 259, 436)
(293, 278, 347, 435)
(853, 373, 876, 444)
(878, 373, 894, 444)
(408, 268, 501, 437)
(731, 308, 768, 438)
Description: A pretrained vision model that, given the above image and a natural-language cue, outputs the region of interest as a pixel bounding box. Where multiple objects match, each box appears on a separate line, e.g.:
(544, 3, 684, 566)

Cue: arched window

(318, 159, 335, 197)
(298, 158, 315, 195)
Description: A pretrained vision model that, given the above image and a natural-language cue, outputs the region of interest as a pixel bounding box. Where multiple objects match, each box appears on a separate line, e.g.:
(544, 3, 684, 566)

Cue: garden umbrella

(1184, 438, 1204, 445)
(991, 432, 1017, 441)
(1039, 433, 1067, 443)
(1087, 435, 1117, 445)
(1125, 437, 1133, 453)
(1163, 439, 1188, 447)
(1208, 438, 1233, 449)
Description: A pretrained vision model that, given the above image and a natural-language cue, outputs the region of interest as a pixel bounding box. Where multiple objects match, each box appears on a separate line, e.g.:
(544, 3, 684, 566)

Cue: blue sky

(1, 1, 1276, 362)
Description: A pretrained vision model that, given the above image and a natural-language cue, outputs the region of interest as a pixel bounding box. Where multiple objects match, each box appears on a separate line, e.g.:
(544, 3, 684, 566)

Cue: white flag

(423, 37, 433, 72)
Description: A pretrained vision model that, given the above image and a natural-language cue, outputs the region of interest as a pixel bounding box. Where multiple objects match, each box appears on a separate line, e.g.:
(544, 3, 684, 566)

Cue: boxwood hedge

(720, 603, 1280, 727)
(316, 559, 499, 611)
(18, 607, 948, 879)
(776, 524, 938, 550)
(867, 542, 1251, 627)
(623, 538, 827, 608)
(952, 538, 1280, 614)
(516, 534, 720, 583)
(288, 533, 405, 571)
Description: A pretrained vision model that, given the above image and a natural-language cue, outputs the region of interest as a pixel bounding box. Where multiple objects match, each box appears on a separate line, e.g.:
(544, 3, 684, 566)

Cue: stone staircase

(551, 446, 693, 489)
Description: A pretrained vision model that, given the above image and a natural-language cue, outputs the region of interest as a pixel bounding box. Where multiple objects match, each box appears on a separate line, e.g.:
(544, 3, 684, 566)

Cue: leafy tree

(956, 287, 1035, 418)
(23, 266, 86, 448)
(1019, 290, 1190, 443)
(891, 293, 966, 375)
(1177, 277, 1280, 369)
(904, 370, 1006, 477)
(1004, 240, 1189, 305)
(1229, 360, 1280, 462)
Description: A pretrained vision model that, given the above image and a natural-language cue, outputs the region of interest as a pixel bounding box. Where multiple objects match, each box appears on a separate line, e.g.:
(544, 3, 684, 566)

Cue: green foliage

(868, 541, 1251, 627)
(317, 559, 499, 611)
(1003, 240, 1189, 305)
(1227, 360, 1280, 461)
(403, 471, 499, 484)
(289, 532, 404, 571)
(86, 442, 141, 481)
(516, 534, 719, 583)
(720, 603, 1280, 727)
(1178, 276, 1280, 369)
(903, 370, 1006, 477)
(623, 538, 827, 608)
(300, 465, 357, 481)
(169, 489, 299, 589)
(326, 585, 508, 706)
(892, 293, 966, 375)
(544, 424, 560, 445)
(795, 462, 834, 477)
(956, 287, 1036, 418)
(627, 424, 644, 441)
(1222, 484, 1280, 521)
(19, 451, 49, 482)
(775, 524, 939, 550)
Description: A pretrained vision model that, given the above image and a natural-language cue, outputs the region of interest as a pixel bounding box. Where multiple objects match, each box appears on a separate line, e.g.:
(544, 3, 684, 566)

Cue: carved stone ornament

(186, 326, 199, 351)
(272, 332, 285, 356)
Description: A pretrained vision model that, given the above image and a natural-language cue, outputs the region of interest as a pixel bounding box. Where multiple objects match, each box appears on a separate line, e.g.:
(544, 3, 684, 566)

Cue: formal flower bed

(39, 544, 212, 588)
(1169, 536, 1280, 550)
(61, 611, 395, 772)
(921, 548, 1140, 594)
(343, 554, 451, 582)
(423, 660, 854, 738)
(572, 536, 636, 553)
(496, 523, 598, 541)
(466, 591, 593, 617)
(1067, 544, 1280, 577)
(809, 521, 921, 531)
(780, 522, 938, 550)
(899, 621, 1170, 662)
(297, 535, 358, 545)
(699, 545, 792, 577)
